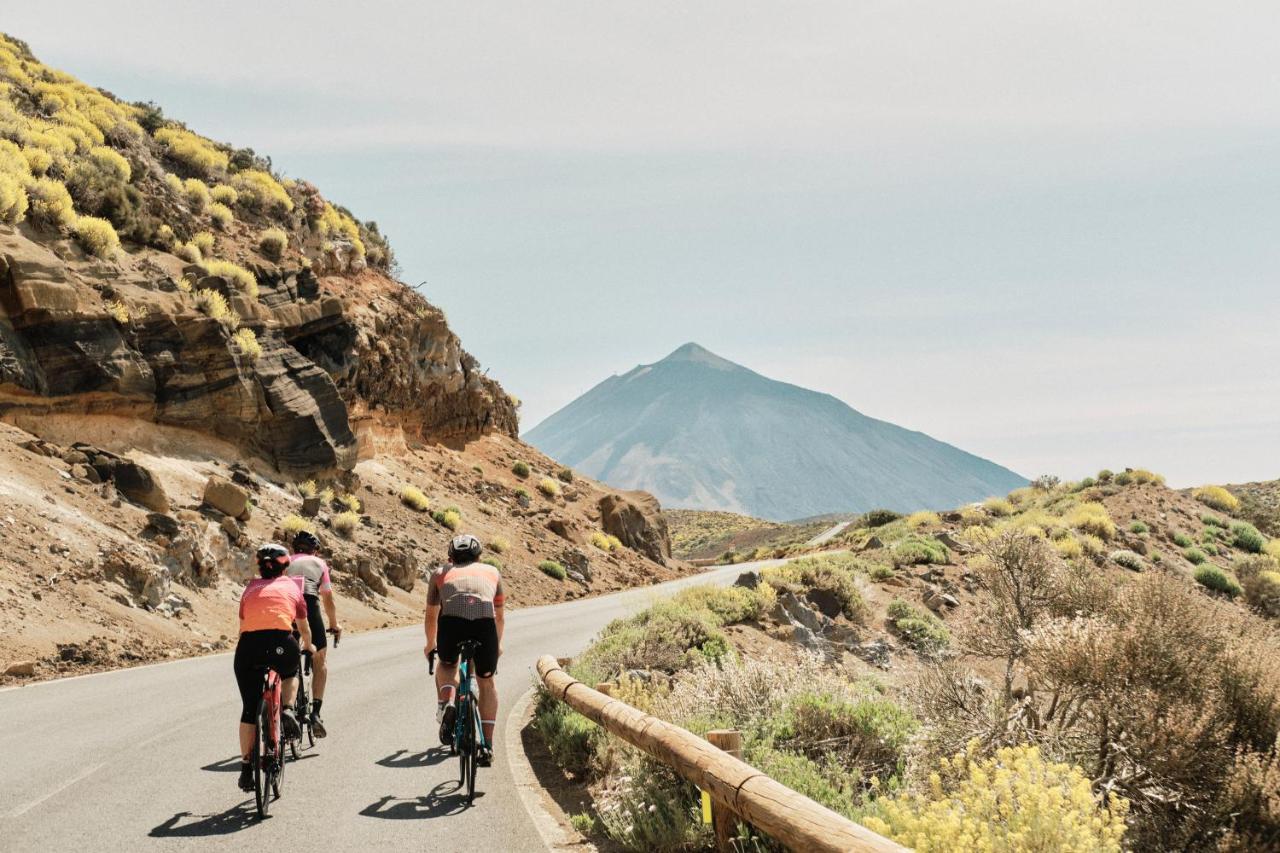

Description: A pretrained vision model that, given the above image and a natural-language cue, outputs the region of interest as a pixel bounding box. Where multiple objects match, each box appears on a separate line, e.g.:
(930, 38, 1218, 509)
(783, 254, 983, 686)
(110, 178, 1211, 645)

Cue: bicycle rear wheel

(457, 700, 472, 785)
(272, 732, 285, 800)
(467, 698, 482, 803)
(254, 698, 270, 818)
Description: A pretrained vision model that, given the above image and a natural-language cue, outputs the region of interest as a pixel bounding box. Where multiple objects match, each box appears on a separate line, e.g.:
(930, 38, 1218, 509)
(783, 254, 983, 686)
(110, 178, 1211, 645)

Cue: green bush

(886, 598, 950, 653)
(556, 467, 574, 483)
(533, 690, 600, 777)
(771, 690, 917, 775)
(868, 564, 897, 581)
(511, 460, 530, 478)
(861, 509, 902, 528)
(763, 553, 867, 622)
(1183, 547, 1207, 565)
(1230, 522, 1266, 554)
(1202, 514, 1227, 528)
(539, 560, 566, 580)
(573, 596, 733, 684)
(891, 535, 949, 567)
(1174, 532, 1194, 548)
(1129, 521, 1149, 534)
(432, 508, 460, 531)
(1110, 550, 1143, 571)
(1194, 565, 1242, 598)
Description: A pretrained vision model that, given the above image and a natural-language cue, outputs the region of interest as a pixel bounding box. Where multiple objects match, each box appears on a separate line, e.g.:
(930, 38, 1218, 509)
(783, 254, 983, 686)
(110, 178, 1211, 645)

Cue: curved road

(0, 561, 771, 851)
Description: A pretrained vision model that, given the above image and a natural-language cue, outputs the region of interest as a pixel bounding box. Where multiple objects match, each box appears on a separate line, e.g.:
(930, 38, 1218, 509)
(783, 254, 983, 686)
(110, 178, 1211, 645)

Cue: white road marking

(8, 761, 105, 818)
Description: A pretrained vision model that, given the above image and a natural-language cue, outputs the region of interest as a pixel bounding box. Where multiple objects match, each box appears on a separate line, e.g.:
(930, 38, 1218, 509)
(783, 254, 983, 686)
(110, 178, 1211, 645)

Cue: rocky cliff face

(0, 222, 515, 473)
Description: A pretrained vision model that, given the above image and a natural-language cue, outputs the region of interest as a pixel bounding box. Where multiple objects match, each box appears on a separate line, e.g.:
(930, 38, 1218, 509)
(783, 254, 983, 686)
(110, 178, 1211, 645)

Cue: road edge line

(505, 683, 590, 852)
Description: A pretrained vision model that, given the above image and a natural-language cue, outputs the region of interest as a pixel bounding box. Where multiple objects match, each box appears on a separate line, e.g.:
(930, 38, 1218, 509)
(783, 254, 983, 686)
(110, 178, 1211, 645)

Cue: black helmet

(292, 530, 320, 554)
(448, 534, 482, 564)
(256, 543, 291, 578)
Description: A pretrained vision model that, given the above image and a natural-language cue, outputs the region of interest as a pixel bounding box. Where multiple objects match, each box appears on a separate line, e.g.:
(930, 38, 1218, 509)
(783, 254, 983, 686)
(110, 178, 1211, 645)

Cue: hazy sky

(9, 2, 1278, 486)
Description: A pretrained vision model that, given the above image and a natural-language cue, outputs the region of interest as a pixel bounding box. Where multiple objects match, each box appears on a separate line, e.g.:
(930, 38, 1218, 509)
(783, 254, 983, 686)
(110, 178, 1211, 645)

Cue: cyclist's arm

(321, 588, 339, 633)
(494, 578, 505, 650)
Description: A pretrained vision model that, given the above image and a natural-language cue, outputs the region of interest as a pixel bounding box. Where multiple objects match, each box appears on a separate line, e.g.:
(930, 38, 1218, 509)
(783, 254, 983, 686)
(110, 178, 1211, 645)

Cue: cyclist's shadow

(360, 781, 483, 820)
(149, 802, 259, 836)
(376, 747, 450, 769)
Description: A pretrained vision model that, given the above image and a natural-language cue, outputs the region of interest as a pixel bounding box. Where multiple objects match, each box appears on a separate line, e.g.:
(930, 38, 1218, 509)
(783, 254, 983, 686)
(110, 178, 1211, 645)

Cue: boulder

(382, 550, 418, 592)
(113, 461, 169, 513)
(4, 661, 36, 677)
(357, 558, 389, 595)
(301, 496, 322, 517)
(558, 548, 592, 582)
(144, 513, 180, 538)
(545, 515, 574, 541)
(597, 491, 671, 564)
(734, 571, 760, 589)
(203, 476, 249, 520)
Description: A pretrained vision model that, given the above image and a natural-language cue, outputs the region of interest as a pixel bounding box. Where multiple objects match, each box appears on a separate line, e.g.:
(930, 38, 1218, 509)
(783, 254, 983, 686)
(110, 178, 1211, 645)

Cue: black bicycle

(289, 628, 338, 759)
(428, 640, 486, 804)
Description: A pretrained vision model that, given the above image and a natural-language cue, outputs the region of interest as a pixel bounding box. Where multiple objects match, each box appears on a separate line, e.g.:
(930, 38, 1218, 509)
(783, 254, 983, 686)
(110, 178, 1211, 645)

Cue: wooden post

(707, 730, 743, 851)
(595, 682, 614, 697)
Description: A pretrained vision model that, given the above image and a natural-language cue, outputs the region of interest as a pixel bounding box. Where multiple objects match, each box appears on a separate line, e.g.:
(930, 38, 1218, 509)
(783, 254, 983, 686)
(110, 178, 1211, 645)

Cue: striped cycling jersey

(427, 562, 504, 620)
(286, 554, 332, 598)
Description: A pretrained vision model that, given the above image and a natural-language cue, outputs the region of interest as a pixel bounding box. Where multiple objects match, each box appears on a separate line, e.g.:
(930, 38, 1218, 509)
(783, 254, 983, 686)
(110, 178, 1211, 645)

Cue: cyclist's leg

(234, 634, 266, 789)
(306, 595, 329, 700)
(474, 618, 500, 757)
(268, 633, 303, 735)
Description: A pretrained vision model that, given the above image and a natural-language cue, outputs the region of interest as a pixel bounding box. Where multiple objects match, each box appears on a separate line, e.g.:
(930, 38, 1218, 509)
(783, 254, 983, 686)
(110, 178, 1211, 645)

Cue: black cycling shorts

(304, 594, 326, 651)
(436, 615, 499, 677)
(233, 630, 300, 723)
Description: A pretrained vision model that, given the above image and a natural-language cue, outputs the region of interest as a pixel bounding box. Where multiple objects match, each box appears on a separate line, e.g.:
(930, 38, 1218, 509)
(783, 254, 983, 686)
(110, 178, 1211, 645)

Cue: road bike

(289, 628, 339, 759)
(428, 640, 486, 804)
(251, 667, 287, 818)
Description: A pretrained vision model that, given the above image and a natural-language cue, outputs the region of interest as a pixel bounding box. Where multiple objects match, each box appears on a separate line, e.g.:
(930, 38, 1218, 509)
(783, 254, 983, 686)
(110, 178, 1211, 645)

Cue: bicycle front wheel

(254, 698, 270, 818)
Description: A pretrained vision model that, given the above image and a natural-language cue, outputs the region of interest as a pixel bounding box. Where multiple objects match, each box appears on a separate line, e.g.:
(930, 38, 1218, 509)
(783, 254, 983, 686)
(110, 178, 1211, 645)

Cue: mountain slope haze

(526, 343, 1026, 520)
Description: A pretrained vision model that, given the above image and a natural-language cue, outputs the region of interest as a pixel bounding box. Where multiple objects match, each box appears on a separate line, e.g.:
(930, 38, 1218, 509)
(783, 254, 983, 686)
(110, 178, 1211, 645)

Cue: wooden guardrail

(536, 655, 907, 853)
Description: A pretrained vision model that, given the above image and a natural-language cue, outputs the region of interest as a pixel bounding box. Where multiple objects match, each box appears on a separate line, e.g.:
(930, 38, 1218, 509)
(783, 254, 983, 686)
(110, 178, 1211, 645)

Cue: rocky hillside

(525, 342, 1027, 520)
(540, 468, 1280, 851)
(0, 34, 680, 680)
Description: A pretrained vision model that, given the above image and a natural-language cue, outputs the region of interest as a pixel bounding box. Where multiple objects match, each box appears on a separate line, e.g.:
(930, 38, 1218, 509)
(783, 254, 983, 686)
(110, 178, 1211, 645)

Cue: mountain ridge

(526, 343, 1027, 520)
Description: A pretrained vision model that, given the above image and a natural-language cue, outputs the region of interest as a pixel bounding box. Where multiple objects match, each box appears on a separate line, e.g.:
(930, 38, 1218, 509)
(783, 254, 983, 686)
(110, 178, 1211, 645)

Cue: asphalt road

(0, 560, 773, 851)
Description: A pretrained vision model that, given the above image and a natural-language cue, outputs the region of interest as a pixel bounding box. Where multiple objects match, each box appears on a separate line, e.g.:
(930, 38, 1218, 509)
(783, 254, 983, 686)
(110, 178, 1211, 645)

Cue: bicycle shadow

(200, 757, 243, 773)
(376, 747, 450, 769)
(149, 802, 260, 836)
(359, 781, 483, 820)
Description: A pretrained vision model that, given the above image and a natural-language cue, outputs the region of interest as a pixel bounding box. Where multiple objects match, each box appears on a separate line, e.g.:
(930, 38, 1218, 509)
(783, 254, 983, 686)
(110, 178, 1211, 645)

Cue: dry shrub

(1020, 573, 1280, 848)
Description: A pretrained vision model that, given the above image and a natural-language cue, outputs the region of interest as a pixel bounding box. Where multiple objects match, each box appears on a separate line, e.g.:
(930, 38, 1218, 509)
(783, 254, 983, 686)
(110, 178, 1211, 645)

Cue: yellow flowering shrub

(194, 288, 231, 323)
(258, 226, 287, 259)
(210, 184, 238, 205)
(209, 201, 233, 229)
(906, 510, 940, 529)
(203, 259, 258, 298)
(182, 177, 210, 212)
(315, 202, 365, 257)
(163, 172, 184, 195)
(26, 177, 75, 228)
(191, 230, 215, 256)
(590, 531, 623, 552)
(73, 215, 120, 258)
(105, 299, 129, 324)
(399, 485, 429, 512)
(863, 742, 1128, 853)
(0, 171, 27, 223)
(1193, 485, 1240, 513)
(21, 145, 53, 175)
(174, 241, 201, 263)
(154, 126, 228, 175)
(88, 145, 130, 181)
(232, 327, 261, 361)
(233, 169, 293, 214)
(1064, 501, 1116, 540)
